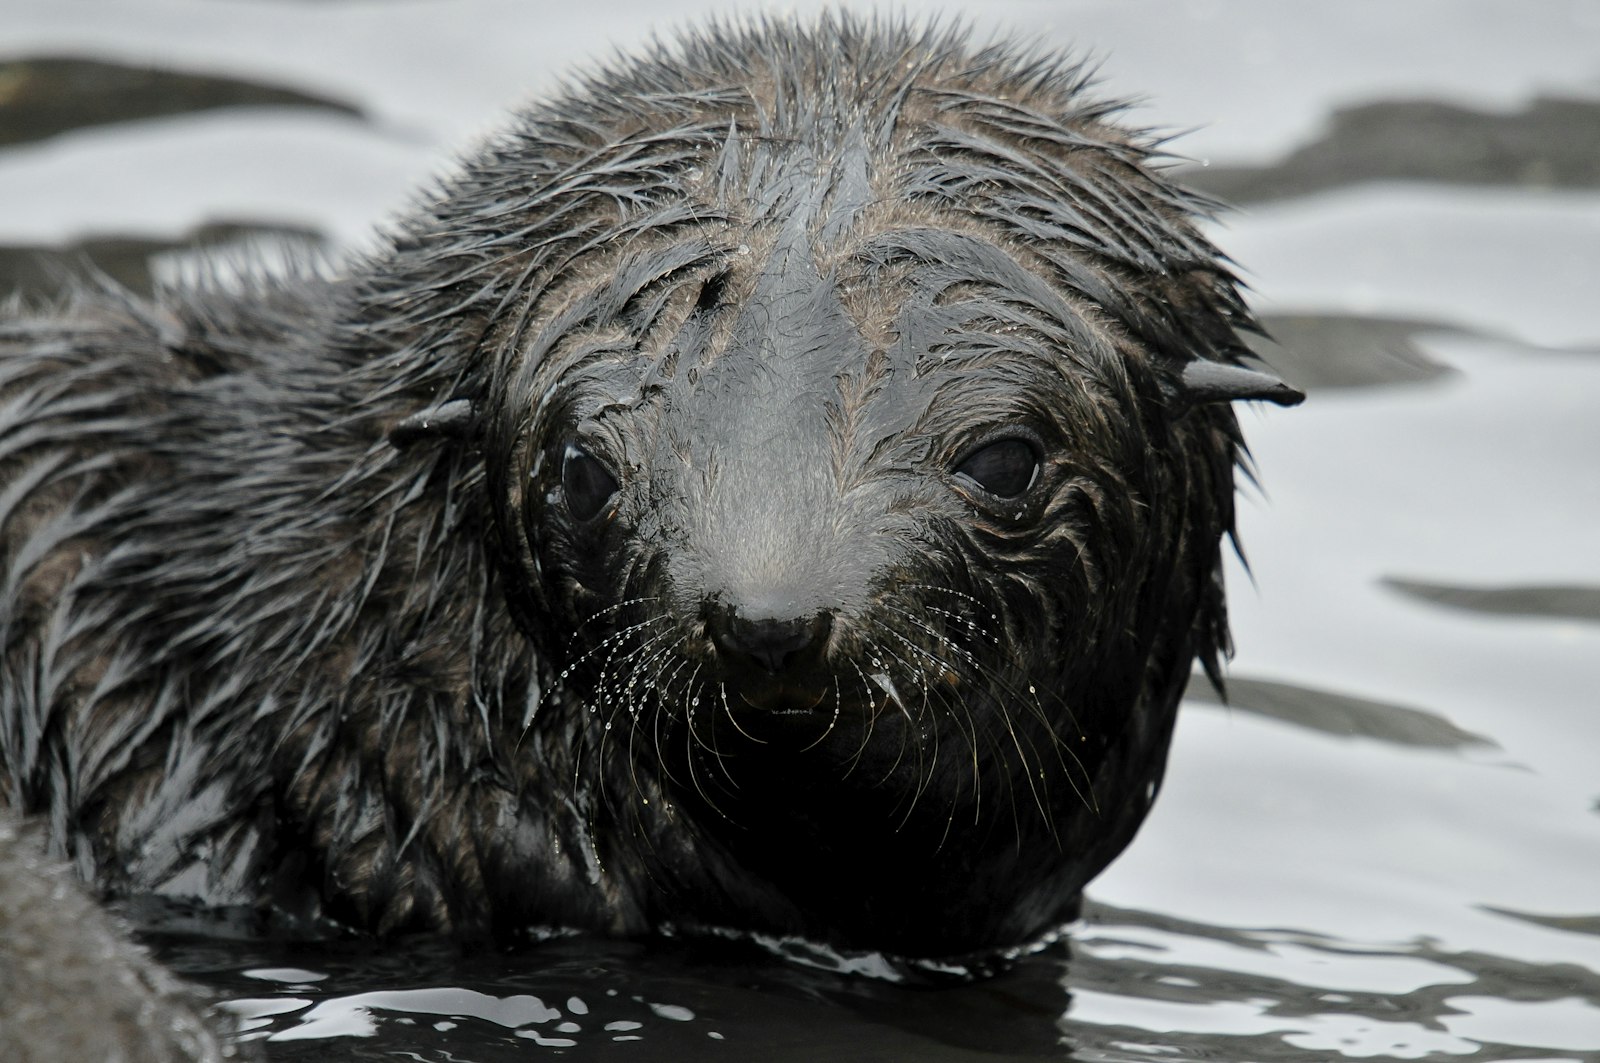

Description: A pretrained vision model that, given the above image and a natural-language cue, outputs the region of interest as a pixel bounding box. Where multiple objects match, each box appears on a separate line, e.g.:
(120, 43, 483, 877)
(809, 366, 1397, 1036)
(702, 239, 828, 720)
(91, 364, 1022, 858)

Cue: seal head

(468, 21, 1300, 952)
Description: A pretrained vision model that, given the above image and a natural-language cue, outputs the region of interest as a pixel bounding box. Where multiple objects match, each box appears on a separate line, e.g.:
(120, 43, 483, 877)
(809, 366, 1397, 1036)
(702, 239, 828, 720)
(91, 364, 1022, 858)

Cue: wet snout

(708, 599, 833, 676)
(700, 564, 842, 711)
(687, 457, 866, 713)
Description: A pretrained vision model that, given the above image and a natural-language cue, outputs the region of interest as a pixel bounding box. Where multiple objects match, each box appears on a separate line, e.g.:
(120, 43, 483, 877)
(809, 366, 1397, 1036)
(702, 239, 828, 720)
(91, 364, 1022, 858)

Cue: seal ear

(1166, 359, 1305, 412)
(389, 398, 477, 447)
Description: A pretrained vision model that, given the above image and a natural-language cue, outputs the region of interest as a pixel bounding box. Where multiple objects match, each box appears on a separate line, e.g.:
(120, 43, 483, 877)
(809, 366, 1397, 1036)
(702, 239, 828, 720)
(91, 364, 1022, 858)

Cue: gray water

(3, 1, 1599, 1059)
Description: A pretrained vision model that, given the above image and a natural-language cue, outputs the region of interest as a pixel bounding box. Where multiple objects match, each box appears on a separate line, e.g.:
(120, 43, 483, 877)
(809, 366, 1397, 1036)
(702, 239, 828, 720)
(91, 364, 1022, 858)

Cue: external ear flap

(389, 398, 477, 447)
(1169, 359, 1305, 411)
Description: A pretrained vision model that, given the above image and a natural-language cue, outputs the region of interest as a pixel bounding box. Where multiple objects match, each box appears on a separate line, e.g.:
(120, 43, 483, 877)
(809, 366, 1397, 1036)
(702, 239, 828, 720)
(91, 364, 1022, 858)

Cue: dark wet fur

(0, 16, 1291, 957)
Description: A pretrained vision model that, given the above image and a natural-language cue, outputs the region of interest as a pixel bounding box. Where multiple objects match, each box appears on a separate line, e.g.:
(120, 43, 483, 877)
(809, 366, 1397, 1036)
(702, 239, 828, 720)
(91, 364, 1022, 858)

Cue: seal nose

(709, 605, 832, 675)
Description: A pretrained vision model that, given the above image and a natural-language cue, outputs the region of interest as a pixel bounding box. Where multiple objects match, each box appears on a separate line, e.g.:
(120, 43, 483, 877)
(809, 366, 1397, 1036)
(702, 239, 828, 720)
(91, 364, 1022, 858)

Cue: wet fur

(1, 16, 1279, 957)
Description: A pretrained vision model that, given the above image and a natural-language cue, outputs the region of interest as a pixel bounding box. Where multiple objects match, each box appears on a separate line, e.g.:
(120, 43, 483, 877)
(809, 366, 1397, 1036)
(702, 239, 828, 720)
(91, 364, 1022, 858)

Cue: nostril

(710, 607, 832, 675)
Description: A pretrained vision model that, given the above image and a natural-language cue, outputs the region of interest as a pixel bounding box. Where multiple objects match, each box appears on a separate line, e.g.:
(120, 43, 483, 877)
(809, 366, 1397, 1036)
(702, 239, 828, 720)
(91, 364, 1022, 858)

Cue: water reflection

(1182, 96, 1600, 205)
(161, 897, 1600, 1060)
(1183, 674, 1497, 751)
(1382, 577, 1600, 626)
(1069, 902, 1600, 1059)
(0, 56, 360, 148)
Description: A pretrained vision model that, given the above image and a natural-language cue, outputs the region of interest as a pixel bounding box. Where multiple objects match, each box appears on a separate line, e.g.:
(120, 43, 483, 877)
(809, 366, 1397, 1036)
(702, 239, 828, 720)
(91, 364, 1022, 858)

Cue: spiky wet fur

(1, 15, 1260, 956)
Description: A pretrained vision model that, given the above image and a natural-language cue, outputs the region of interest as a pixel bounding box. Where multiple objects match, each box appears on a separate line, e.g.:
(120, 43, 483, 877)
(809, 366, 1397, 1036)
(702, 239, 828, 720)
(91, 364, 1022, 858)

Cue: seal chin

(729, 677, 831, 715)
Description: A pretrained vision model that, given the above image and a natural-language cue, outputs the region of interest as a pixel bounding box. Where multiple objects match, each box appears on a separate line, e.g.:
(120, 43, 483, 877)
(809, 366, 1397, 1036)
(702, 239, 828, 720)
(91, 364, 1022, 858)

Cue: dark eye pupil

(955, 438, 1039, 499)
(561, 442, 618, 521)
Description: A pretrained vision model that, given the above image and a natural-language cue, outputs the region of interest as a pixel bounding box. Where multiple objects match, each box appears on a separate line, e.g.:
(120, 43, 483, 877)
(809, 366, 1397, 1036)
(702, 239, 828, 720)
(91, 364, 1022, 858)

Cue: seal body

(0, 17, 1297, 958)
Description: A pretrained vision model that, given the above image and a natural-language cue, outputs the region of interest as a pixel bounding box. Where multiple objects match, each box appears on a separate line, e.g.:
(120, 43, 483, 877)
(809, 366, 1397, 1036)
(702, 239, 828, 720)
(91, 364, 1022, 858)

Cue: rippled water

(4, 1, 1598, 1059)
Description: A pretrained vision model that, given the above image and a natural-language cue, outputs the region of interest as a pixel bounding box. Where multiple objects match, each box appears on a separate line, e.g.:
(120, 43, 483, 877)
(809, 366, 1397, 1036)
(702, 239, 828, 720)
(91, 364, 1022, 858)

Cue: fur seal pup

(0, 15, 1300, 960)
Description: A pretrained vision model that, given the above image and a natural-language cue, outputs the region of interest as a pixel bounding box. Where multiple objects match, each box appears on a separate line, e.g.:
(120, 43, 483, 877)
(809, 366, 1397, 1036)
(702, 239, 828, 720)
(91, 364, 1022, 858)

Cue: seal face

(0, 16, 1299, 959)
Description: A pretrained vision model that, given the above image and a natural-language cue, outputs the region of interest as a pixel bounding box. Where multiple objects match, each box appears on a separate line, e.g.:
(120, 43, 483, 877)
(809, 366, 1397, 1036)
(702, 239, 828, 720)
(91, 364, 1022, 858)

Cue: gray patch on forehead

(817, 125, 874, 246)
(681, 146, 874, 415)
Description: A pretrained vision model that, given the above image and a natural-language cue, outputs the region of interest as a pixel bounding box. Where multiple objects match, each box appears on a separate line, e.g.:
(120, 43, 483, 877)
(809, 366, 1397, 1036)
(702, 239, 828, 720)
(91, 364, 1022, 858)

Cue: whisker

(719, 682, 767, 745)
(568, 595, 663, 641)
(883, 597, 1097, 818)
(796, 673, 844, 752)
(839, 659, 883, 778)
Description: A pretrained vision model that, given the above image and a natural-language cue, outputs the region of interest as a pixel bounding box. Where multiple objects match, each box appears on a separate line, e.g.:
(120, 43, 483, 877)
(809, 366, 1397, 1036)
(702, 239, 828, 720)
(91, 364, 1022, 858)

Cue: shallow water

(4, 1, 1598, 1059)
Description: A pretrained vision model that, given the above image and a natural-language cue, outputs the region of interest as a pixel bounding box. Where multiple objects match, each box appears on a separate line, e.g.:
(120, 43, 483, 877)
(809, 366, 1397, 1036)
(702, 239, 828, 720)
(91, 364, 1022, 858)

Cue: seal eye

(954, 437, 1040, 499)
(561, 442, 618, 522)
